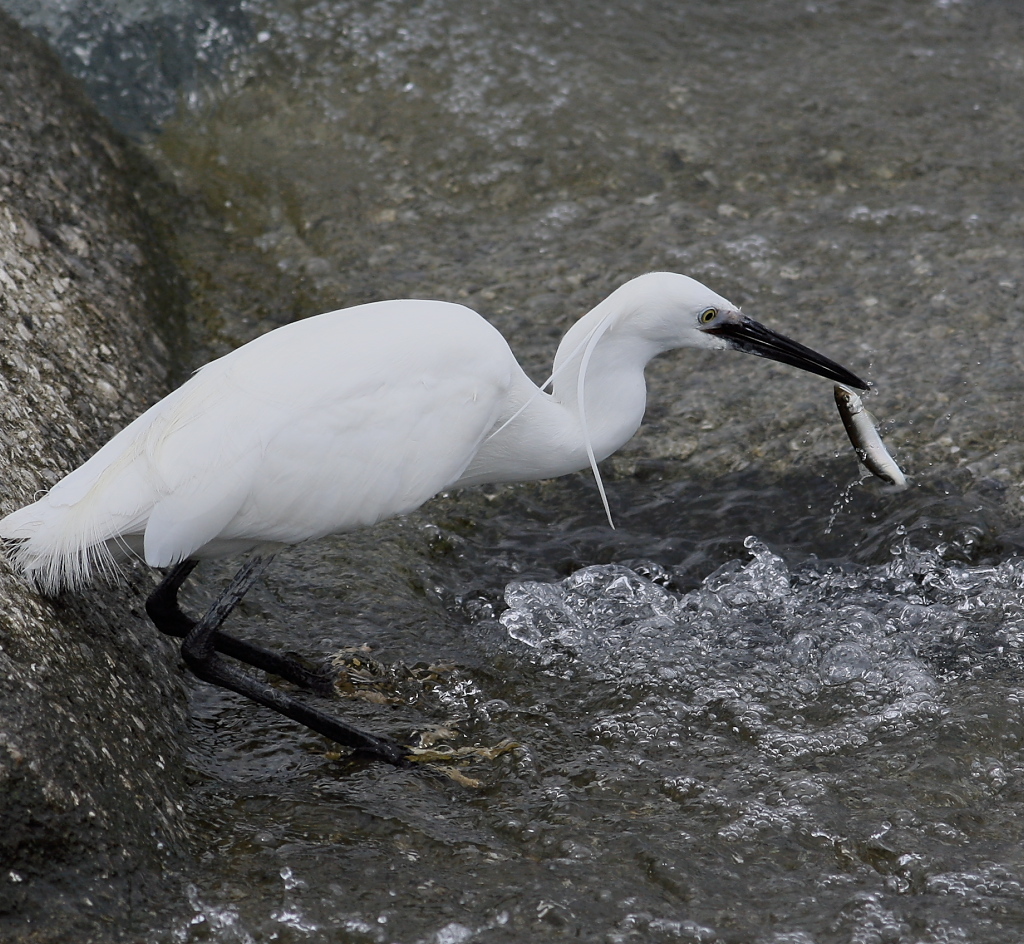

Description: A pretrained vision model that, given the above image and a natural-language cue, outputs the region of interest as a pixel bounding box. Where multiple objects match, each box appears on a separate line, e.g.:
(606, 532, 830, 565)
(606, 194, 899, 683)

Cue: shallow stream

(6, 0, 1024, 940)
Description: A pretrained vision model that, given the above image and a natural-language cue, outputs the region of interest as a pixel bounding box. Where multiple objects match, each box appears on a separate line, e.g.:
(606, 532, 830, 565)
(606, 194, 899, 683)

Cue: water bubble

(495, 538, 1024, 776)
(820, 642, 873, 684)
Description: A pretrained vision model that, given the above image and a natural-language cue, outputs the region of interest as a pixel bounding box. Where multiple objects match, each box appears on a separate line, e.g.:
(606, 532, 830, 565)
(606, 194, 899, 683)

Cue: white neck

(455, 294, 664, 489)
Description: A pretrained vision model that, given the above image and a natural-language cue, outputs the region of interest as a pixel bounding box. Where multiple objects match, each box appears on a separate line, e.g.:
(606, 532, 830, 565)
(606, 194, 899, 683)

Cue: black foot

(146, 556, 412, 767)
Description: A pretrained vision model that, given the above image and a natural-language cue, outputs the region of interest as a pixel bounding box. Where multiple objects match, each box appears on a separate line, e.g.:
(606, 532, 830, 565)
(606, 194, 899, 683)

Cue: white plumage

(0, 272, 866, 593)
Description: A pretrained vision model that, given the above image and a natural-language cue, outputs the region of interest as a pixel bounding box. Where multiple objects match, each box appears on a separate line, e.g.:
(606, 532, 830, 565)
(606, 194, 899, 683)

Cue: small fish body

(834, 385, 907, 489)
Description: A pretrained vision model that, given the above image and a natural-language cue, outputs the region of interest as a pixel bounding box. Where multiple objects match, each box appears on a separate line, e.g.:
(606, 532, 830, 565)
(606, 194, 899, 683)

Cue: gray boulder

(0, 10, 189, 940)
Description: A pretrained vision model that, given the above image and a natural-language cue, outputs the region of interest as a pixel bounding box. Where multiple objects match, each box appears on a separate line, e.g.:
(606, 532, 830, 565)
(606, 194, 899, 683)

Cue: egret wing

(0, 300, 516, 587)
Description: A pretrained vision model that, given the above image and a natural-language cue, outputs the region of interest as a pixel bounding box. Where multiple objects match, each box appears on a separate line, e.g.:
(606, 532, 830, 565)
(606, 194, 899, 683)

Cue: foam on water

(501, 536, 1024, 764)
(484, 537, 1024, 941)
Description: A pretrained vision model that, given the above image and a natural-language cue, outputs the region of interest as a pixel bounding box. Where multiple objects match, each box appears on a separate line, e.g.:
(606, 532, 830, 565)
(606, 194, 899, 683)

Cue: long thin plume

(576, 314, 617, 530)
(484, 302, 620, 528)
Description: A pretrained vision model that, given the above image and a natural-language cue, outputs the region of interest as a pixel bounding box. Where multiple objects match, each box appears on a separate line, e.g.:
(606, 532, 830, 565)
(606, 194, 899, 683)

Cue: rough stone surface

(0, 10, 189, 941)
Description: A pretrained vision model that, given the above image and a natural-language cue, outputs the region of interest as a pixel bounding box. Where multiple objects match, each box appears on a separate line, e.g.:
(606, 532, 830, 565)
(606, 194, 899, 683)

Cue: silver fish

(834, 385, 907, 489)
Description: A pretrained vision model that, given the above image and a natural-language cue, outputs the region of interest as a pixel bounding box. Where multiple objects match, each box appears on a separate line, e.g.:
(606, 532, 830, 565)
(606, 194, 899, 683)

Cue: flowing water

(6, 0, 1024, 940)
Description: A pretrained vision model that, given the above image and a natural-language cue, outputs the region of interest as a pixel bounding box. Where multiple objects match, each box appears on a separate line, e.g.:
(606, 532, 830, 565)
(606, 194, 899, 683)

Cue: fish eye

(698, 307, 718, 325)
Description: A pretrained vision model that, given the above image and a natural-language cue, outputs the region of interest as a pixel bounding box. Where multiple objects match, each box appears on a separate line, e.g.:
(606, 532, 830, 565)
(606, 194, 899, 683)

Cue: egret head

(621, 272, 868, 390)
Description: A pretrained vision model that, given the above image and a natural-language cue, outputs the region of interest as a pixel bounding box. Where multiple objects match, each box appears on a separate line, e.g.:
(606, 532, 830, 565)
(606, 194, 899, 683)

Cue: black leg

(147, 557, 335, 696)
(148, 555, 412, 767)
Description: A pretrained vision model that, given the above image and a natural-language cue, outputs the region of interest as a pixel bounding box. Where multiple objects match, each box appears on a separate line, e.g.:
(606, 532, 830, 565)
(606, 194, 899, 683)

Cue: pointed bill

(706, 317, 869, 390)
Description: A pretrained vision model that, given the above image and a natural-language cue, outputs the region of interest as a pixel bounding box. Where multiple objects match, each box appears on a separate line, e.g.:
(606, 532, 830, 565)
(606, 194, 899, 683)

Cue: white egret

(0, 272, 867, 765)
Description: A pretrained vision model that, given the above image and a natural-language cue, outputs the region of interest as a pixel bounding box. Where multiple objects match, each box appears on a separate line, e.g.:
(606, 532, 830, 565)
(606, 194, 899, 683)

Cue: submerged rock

(0, 10, 189, 940)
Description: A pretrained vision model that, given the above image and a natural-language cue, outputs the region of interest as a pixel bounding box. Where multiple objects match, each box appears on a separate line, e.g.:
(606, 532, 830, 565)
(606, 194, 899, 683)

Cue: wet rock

(0, 10, 189, 941)
(1, 0, 252, 136)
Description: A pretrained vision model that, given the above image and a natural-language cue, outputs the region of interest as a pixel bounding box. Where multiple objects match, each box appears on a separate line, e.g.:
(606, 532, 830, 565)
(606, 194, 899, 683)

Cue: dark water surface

(6, 0, 1024, 940)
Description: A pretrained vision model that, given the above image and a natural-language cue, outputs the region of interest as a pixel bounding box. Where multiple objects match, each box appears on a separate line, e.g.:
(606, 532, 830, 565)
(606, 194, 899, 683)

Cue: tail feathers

(0, 497, 148, 595)
(1, 458, 253, 592)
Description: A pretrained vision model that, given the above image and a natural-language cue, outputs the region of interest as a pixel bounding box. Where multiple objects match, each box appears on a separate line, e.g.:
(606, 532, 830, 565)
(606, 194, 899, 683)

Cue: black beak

(706, 318, 869, 390)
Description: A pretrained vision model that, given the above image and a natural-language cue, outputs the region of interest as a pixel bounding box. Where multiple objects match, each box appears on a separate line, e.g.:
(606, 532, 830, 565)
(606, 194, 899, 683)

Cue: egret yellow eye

(698, 307, 718, 325)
